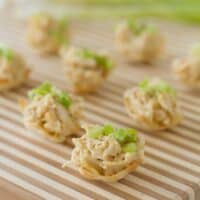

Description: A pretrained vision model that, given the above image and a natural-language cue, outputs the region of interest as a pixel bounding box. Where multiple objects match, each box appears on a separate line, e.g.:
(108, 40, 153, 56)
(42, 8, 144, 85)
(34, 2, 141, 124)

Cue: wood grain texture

(0, 11, 199, 200)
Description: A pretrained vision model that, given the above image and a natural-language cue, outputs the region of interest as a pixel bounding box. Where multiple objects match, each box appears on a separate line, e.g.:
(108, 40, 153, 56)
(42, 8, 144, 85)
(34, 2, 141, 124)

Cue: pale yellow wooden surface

(0, 11, 199, 200)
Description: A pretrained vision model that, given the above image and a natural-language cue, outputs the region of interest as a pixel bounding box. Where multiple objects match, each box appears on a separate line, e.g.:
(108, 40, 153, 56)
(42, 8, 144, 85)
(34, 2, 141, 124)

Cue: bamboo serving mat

(0, 12, 200, 200)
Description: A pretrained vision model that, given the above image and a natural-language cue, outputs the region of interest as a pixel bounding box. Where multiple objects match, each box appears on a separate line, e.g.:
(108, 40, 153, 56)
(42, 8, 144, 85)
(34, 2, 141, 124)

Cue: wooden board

(0, 11, 200, 200)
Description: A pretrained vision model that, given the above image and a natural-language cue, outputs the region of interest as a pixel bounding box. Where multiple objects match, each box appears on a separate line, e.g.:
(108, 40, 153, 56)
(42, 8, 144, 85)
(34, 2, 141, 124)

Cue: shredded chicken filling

(24, 94, 81, 137)
(0, 54, 28, 83)
(115, 22, 163, 62)
(124, 88, 182, 129)
(27, 14, 67, 54)
(61, 47, 109, 92)
(71, 134, 144, 176)
(173, 58, 200, 87)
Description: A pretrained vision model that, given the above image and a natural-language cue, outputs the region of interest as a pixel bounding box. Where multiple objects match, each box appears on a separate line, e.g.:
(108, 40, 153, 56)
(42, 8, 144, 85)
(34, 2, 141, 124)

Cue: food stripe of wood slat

(0, 177, 42, 200)
(0, 169, 62, 200)
(0, 157, 95, 200)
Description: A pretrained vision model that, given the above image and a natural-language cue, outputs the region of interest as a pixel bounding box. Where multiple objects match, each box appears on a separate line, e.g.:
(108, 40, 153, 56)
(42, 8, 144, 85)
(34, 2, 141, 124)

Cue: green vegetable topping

(103, 124, 115, 135)
(139, 78, 176, 96)
(78, 48, 114, 71)
(127, 20, 157, 35)
(122, 142, 137, 153)
(49, 29, 68, 45)
(88, 126, 104, 139)
(87, 124, 138, 153)
(28, 82, 71, 108)
(58, 17, 68, 32)
(0, 45, 14, 61)
(48, 17, 68, 45)
(113, 128, 137, 143)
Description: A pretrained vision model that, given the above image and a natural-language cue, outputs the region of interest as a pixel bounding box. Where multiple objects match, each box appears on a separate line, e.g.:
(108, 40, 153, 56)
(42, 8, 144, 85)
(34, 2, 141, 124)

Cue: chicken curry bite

(60, 47, 114, 94)
(115, 20, 164, 63)
(0, 45, 29, 91)
(19, 82, 83, 142)
(173, 43, 200, 89)
(63, 124, 145, 182)
(124, 78, 182, 131)
(27, 13, 68, 55)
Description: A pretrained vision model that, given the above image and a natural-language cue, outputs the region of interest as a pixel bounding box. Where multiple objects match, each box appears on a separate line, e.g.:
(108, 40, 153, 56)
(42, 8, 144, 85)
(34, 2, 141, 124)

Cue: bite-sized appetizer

(115, 20, 164, 63)
(124, 78, 182, 131)
(60, 47, 114, 93)
(0, 45, 29, 91)
(173, 43, 200, 89)
(27, 13, 68, 55)
(19, 82, 83, 142)
(63, 124, 145, 182)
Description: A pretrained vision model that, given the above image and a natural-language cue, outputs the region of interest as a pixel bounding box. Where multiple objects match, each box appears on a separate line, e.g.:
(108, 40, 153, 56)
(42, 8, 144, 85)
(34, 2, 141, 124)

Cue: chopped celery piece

(58, 17, 68, 32)
(127, 20, 157, 35)
(122, 142, 137, 153)
(88, 126, 104, 139)
(127, 129, 138, 142)
(112, 128, 130, 143)
(28, 82, 52, 99)
(57, 91, 71, 108)
(139, 78, 176, 96)
(28, 82, 71, 108)
(103, 124, 115, 135)
(87, 124, 138, 150)
(78, 48, 113, 71)
(112, 128, 137, 144)
(128, 20, 145, 35)
(47, 16, 68, 45)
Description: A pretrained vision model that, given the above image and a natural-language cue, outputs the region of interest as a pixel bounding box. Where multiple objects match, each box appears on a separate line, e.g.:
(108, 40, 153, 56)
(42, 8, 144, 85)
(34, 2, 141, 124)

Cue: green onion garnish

(139, 78, 176, 96)
(87, 124, 138, 153)
(127, 20, 157, 35)
(47, 16, 68, 45)
(88, 126, 104, 139)
(78, 48, 114, 71)
(122, 142, 137, 153)
(28, 82, 71, 108)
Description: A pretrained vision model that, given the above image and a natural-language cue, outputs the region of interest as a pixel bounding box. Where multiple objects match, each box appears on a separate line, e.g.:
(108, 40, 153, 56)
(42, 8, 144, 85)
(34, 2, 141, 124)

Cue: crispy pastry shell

(77, 158, 142, 182)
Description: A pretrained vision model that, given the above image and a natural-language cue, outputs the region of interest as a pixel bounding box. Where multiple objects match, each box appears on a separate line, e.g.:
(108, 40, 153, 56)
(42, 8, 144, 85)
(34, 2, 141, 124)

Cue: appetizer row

(17, 79, 182, 182)
(1, 41, 199, 94)
(0, 14, 199, 93)
(26, 13, 200, 90)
